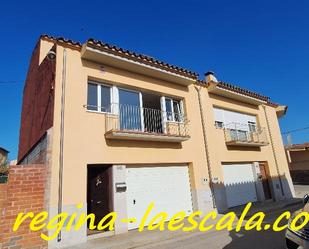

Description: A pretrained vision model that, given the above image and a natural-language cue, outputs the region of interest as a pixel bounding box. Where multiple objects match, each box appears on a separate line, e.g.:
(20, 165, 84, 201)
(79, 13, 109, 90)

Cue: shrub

(0, 164, 9, 174)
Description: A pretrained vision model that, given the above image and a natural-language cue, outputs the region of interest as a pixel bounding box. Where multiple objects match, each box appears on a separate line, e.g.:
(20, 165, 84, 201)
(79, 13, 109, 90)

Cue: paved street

(294, 184, 309, 198)
(140, 206, 301, 249)
(68, 202, 303, 249)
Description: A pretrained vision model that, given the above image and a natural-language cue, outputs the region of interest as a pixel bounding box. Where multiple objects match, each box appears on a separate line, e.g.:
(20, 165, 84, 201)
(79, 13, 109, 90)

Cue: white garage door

(223, 163, 257, 208)
(126, 165, 193, 230)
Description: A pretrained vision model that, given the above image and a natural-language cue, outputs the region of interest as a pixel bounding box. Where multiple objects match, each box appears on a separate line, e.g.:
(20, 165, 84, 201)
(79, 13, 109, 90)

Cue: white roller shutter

(223, 163, 257, 208)
(126, 165, 193, 230)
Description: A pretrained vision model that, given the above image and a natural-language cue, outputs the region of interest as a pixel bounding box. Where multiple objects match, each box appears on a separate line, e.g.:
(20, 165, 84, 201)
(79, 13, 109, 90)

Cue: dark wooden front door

(87, 166, 112, 229)
(259, 162, 272, 200)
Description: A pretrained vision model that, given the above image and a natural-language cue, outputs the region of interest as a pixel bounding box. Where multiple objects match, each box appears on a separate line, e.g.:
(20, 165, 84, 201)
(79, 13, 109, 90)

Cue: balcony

(105, 104, 190, 142)
(223, 123, 269, 147)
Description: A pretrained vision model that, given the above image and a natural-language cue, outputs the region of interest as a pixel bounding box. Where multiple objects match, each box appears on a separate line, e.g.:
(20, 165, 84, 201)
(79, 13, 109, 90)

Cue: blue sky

(0, 0, 308, 160)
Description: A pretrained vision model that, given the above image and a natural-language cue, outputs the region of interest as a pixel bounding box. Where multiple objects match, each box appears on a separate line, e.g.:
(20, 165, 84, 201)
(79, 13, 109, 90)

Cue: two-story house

(17, 35, 294, 247)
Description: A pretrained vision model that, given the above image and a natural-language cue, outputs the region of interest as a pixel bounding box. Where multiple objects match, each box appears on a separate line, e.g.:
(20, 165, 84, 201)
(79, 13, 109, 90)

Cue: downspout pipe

(195, 85, 216, 209)
(262, 105, 285, 198)
(57, 48, 67, 242)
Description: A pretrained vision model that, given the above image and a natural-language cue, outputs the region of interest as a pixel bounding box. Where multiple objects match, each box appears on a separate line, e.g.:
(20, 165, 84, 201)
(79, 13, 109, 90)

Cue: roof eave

(81, 43, 196, 86)
(40, 34, 82, 50)
(0, 147, 9, 153)
(206, 81, 269, 105)
(286, 143, 309, 151)
(276, 105, 288, 118)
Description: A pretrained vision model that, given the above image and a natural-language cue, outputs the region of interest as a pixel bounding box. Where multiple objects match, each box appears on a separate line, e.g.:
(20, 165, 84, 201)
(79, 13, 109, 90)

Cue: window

(213, 107, 257, 132)
(165, 98, 183, 122)
(100, 85, 111, 112)
(87, 82, 111, 113)
(215, 121, 224, 129)
(248, 121, 257, 132)
(87, 83, 97, 111)
(119, 88, 142, 131)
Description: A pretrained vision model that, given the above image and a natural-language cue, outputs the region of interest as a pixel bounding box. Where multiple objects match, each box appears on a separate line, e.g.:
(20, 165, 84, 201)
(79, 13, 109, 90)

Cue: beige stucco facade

(22, 38, 294, 248)
(196, 89, 294, 210)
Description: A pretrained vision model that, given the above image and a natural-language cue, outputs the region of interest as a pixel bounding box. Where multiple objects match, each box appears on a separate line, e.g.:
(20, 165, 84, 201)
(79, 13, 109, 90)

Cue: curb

(283, 200, 303, 208)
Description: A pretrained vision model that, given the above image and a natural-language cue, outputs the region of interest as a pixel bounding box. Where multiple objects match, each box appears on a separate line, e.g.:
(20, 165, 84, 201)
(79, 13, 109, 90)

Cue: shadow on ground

(223, 204, 302, 249)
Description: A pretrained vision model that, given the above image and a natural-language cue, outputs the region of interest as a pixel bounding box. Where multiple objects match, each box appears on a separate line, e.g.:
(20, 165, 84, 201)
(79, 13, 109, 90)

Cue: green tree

(0, 157, 9, 175)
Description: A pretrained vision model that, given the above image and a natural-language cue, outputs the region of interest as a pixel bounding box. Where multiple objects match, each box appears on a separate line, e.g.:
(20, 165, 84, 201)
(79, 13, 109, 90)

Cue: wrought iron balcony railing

(223, 122, 269, 147)
(103, 104, 190, 142)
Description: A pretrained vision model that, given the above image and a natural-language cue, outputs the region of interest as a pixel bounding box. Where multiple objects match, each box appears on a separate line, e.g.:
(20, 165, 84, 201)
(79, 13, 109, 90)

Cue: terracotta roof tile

(40, 34, 279, 106)
(217, 81, 270, 102)
(197, 79, 277, 105)
(86, 38, 198, 79)
(40, 35, 198, 79)
(41, 34, 82, 49)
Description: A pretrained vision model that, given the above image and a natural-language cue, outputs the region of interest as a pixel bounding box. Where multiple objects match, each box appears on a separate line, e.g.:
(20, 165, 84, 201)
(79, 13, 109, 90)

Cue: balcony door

(119, 89, 143, 131)
(142, 92, 163, 133)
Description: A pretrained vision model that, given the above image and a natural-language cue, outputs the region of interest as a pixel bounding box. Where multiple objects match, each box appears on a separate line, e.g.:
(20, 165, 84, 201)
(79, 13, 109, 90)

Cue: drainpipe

(195, 85, 216, 209)
(57, 48, 67, 242)
(262, 105, 285, 197)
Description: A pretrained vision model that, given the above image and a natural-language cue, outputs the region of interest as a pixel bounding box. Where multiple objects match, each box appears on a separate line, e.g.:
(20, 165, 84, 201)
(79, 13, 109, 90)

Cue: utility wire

(282, 126, 309, 134)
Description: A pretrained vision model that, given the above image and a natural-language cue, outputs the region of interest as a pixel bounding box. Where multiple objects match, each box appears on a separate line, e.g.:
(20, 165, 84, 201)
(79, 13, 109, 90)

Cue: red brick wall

(18, 39, 56, 162)
(0, 183, 7, 214)
(0, 165, 48, 249)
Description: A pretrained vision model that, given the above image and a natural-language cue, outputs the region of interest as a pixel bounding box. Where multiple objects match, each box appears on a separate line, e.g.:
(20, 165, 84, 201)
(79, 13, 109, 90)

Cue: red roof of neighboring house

(286, 143, 309, 150)
(0, 147, 9, 153)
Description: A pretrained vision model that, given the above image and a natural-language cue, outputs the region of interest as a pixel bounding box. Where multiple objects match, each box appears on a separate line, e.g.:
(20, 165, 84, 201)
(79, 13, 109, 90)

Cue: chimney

(205, 71, 218, 83)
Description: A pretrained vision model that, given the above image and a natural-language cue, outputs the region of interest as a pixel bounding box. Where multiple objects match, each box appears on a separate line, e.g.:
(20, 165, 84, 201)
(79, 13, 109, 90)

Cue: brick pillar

(0, 165, 48, 249)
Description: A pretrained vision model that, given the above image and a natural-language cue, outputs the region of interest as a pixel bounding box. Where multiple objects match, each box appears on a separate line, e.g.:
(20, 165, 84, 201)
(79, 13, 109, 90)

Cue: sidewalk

(64, 198, 302, 249)
(294, 184, 309, 198)
(65, 222, 214, 249)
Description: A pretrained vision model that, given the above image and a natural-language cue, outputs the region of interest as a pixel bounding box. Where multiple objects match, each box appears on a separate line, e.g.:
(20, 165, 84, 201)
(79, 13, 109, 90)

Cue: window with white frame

(248, 121, 257, 132)
(87, 81, 112, 113)
(215, 121, 224, 129)
(213, 107, 257, 131)
(165, 98, 183, 122)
